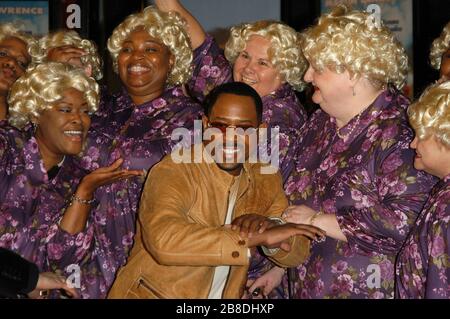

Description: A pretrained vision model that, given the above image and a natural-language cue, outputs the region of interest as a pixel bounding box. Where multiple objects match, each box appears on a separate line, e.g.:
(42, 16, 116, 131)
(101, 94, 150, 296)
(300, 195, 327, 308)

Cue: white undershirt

(208, 173, 242, 299)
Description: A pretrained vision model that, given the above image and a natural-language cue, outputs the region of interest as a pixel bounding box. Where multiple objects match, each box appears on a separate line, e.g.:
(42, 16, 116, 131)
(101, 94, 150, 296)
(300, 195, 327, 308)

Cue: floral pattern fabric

(0, 124, 91, 278)
(285, 88, 436, 299)
(396, 174, 450, 299)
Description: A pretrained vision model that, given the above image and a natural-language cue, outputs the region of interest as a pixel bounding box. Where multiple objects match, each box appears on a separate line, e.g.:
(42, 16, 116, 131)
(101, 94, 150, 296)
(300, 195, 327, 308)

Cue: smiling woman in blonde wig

(0, 62, 141, 298)
(64, 5, 203, 298)
(250, 4, 437, 299)
(396, 80, 450, 299)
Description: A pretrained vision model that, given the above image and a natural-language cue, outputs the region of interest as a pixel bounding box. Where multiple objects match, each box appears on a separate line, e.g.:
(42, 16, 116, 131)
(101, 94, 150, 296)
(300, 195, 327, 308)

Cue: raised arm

(154, 0, 206, 49)
(156, 0, 232, 102)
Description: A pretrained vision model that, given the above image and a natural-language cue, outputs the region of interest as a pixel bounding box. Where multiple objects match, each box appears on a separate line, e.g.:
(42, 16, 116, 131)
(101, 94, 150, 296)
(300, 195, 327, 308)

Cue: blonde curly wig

(0, 22, 36, 61)
(301, 4, 408, 90)
(224, 20, 306, 91)
(29, 30, 103, 80)
(107, 5, 192, 86)
(408, 80, 450, 148)
(430, 22, 450, 70)
(8, 62, 99, 129)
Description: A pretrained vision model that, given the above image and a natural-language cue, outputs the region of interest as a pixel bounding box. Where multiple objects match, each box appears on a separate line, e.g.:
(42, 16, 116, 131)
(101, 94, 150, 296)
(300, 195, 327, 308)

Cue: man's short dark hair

(204, 82, 263, 123)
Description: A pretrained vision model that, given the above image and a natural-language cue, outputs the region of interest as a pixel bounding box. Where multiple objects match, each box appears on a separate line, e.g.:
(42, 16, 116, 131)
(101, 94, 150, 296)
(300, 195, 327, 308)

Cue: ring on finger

(39, 290, 49, 298)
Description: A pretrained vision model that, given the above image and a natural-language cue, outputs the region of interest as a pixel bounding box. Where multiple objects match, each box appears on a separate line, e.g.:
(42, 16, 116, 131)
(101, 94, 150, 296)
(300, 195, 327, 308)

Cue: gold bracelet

(70, 194, 95, 206)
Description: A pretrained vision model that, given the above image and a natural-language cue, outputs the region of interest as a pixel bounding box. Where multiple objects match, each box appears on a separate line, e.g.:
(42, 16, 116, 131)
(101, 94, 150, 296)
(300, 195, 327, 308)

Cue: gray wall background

(148, 0, 280, 45)
(181, 0, 280, 31)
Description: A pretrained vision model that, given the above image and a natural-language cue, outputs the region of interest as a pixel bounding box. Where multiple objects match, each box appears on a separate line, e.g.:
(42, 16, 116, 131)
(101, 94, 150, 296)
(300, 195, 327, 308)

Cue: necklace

(336, 108, 366, 141)
(57, 156, 66, 167)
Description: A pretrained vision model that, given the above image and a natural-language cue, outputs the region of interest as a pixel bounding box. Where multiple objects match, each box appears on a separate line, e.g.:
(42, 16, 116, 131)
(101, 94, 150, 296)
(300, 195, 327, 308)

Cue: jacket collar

(194, 143, 254, 193)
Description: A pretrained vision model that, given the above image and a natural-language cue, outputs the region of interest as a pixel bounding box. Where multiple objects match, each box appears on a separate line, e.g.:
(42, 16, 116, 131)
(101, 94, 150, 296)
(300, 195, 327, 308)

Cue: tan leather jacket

(108, 151, 310, 299)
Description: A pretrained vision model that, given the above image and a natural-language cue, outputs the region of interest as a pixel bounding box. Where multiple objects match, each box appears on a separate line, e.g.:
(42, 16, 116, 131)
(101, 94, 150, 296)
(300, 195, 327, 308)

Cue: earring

(352, 86, 356, 96)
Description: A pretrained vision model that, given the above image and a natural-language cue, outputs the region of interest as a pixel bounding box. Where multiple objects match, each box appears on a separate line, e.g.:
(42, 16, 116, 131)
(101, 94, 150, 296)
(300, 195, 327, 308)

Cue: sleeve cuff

(220, 229, 250, 265)
(268, 235, 311, 268)
(261, 217, 286, 255)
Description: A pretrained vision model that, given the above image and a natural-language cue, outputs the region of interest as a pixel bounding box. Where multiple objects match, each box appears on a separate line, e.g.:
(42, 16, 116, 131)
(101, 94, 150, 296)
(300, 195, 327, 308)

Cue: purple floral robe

(396, 174, 450, 298)
(71, 86, 203, 298)
(0, 124, 91, 277)
(284, 88, 436, 298)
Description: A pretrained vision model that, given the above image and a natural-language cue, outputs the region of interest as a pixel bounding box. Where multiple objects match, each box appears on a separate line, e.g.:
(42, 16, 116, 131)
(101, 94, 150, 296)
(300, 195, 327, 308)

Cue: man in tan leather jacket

(108, 83, 324, 299)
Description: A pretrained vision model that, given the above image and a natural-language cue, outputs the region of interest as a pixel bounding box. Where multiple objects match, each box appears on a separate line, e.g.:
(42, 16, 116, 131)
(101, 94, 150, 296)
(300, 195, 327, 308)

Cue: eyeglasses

(207, 122, 257, 134)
